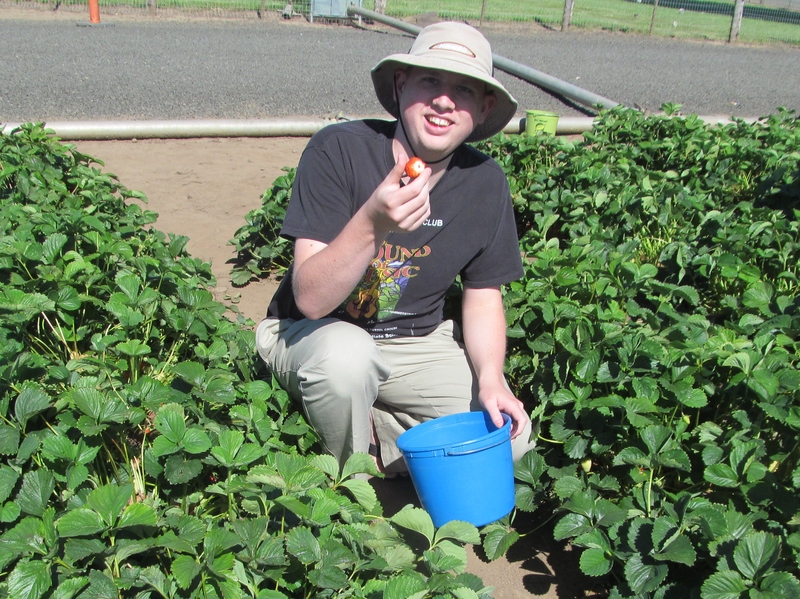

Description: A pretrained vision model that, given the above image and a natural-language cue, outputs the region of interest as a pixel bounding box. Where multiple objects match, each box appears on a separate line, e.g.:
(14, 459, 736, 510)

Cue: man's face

(395, 67, 496, 161)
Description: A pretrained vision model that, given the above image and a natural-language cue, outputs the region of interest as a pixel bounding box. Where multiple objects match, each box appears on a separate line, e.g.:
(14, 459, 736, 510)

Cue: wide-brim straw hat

(371, 21, 518, 143)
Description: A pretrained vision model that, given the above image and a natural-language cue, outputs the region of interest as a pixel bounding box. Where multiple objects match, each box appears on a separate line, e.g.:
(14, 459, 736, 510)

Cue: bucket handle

(445, 435, 509, 456)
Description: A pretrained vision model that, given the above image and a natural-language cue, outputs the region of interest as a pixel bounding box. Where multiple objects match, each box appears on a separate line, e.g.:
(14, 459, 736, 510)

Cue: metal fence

(4, 0, 799, 44)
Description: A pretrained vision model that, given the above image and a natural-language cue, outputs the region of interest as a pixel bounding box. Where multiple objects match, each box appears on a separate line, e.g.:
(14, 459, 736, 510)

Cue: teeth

(427, 116, 450, 127)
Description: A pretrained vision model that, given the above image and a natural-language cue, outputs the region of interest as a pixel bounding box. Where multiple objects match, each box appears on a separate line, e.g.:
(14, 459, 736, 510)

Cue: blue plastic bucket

(396, 411, 515, 527)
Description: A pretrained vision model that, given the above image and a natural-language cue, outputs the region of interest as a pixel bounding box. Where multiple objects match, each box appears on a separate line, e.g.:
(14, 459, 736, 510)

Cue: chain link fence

(4, 0, 799, 44)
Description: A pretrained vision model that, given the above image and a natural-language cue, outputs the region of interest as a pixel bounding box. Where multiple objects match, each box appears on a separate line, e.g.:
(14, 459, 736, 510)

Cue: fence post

(373, 0, 385, 14)
(649, 0, 660, 34)
(729, 0, 744, 42)
(88, 0, 100, 23)
(562, 0, 574, 31)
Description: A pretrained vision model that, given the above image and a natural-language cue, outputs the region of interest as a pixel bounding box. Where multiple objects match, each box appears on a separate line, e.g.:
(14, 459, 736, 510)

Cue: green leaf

(0, 465, 20, 504)
(1, 501, 21, 523)
(340, 478, 379, 513)
(676, 386, 708, 408)
(641, 425, 672, 456)
(613, 446, 650, 467)
(342, 452, 379, 479)
(7, 559, 52, 599)
(181, 427, 212, 454)
(48, 576, 89, 599)
(114, 538, 155, 561)
(481, 525, 519, 561)
(211, 429, 260, 467)
(308, 565, 349, 590)
(164, 455, 203, 484)
(117, 502, 157, 529)
(42, 232, 68, 264)
(391, 507, 435, 543)
(70, 387, 127, 424)
(513, 450, 546, 485)
(311, 454, 340, 479)
(654, 534, 696, 566)
(87, 483, 132, 527)
(116, 339, 151, 357)
(625, 553, 668, 593)
(172, 361, 206, 387)
(82, 569, 117, 599)
(14, 386, 51, 429)
(172, 554, 201, 589)
(0, 425, 20, 455)
(701, 570, 748, 599)
(1, 517, 48, 555)
(553, 512, 592, 540)
(579, 547, 612, 577)
(432, 538, 468, 572)
(435, 520, 480, 545)
(154, 404, 186, 444)
(285, 527, 320, 565)
(705, 463, 740, 487)
(379, 543, 417, 571)
(574, 529, 611, 552)
(16, 470, 55, 517)
(575, 349, 600, 382)
(733, 531, 780, 581)
(761, 572, 800, 595)
(57, 508, 106, 537)
(63, 538, 106, 564)
(384, 573, 426, 599)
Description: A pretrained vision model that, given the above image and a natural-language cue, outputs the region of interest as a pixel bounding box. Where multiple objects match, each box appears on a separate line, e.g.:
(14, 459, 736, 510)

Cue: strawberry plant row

(230, 104, 800, 597)
(0, 124, 495, 598)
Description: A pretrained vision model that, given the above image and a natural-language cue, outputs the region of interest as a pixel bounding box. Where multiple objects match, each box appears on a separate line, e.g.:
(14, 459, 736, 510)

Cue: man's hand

(363, 153, 432, 236)
(479, 381, 528, 439)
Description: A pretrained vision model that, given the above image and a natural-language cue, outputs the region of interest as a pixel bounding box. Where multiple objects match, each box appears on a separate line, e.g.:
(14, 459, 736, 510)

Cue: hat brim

(371, 54, 518, 143)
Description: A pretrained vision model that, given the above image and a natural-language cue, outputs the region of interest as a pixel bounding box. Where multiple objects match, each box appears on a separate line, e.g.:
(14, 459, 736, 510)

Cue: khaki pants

(256, 317, 535, 473)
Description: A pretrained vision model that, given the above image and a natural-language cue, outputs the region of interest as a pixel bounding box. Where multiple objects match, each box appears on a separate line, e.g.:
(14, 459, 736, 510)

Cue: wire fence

(4, 0, 799, 44)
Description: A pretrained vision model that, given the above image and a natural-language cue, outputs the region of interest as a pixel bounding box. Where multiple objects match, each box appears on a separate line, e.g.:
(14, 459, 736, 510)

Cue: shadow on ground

(369, 476, 605, 598)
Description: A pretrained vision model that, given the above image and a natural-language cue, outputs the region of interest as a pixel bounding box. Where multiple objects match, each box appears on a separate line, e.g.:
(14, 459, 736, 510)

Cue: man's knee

(294, 320, 388, 399)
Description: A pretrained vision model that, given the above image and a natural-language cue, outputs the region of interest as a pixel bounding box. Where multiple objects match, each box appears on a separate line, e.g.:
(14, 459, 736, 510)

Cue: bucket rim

(525, 109, 560, 118)
(397, 411, 510, 456)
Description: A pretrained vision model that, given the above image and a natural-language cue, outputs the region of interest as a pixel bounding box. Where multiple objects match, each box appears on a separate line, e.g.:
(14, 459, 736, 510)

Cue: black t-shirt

(267, 119, 523, 339)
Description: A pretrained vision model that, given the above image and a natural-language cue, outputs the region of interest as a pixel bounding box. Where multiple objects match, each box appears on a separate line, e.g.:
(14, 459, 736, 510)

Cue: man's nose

(431, 89, 456, 110)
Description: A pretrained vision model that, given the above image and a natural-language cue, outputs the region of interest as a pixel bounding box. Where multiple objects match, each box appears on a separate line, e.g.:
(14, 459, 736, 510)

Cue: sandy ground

(71, 137, 598, 598)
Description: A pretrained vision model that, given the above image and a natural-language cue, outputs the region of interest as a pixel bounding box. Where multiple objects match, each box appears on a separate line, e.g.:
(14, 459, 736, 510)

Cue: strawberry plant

(0, 124, 495, 599)
(228, 168, 295, 287)
(476, 105, 800, 597)
(229, 105, 800, 597)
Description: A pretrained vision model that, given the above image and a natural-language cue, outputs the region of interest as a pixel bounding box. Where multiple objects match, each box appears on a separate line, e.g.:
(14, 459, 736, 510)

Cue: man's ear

(478, 92, 497, 125)
(394, 68, 409, 94)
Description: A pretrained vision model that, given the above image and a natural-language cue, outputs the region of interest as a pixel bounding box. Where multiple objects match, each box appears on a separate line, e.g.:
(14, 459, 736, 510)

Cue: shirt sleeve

(281, 137, 354, 244)
(461, 176, 524, 288)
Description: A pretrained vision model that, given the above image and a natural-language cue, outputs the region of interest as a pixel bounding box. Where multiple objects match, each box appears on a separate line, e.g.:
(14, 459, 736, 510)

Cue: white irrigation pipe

(1, 116, 588, 139)
(0, 118, 336, 140)
(1, 115, 756, 141)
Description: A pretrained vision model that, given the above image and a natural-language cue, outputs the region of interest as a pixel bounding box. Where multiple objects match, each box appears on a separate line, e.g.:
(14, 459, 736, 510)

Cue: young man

(256, 21, 534, 475)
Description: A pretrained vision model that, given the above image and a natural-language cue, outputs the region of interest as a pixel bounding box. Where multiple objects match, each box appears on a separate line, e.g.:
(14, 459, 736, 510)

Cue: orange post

(88, 0, 101, 23)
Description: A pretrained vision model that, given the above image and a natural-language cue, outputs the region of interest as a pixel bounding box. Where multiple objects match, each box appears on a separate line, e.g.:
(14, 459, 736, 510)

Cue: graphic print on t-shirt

(344, 241, 430, 322)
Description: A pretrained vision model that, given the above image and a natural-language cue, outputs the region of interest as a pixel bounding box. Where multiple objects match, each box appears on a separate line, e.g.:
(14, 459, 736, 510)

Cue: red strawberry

(405, 157, 426, 179)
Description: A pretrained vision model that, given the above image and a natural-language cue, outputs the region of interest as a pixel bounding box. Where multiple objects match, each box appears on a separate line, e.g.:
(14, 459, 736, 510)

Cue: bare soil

(71, 136, 600, 599)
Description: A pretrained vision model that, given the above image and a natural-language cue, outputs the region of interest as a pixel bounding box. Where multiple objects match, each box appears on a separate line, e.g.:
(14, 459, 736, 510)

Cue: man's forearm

(292, 211, 386, 320)
(461, 287, 508, 387)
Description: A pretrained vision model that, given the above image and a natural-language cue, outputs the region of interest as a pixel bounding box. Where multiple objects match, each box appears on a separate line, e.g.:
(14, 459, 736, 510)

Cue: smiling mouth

(426, 116, 451, 128)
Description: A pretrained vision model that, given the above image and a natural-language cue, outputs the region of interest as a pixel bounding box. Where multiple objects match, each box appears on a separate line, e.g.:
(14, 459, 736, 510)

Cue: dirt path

(72, 136, 596, 599)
